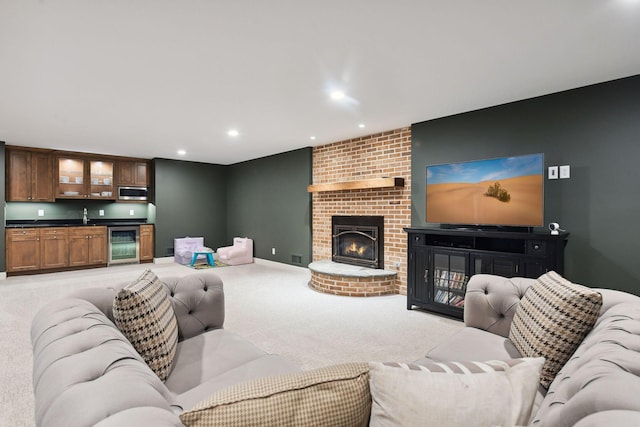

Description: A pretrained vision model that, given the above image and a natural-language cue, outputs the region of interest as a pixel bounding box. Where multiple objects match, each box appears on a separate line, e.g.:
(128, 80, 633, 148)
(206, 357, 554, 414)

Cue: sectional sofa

(31, 272, 300, 426)
(31, 270, 640, 426)
(420, 273, 640, 426)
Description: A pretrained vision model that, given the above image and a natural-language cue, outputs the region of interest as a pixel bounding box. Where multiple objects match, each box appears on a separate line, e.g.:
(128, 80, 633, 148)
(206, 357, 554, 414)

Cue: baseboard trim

(153, 256, 175, 264)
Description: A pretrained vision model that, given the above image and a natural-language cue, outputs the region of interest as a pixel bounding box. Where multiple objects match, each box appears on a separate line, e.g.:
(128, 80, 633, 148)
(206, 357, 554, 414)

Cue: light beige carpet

(0, 259, 463, 426)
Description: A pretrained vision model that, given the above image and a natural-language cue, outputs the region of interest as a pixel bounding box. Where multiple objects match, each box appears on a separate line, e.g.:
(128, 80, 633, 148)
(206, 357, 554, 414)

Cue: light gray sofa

(30, 272, 299, 426)
(32, 271, 640, 426)
(418, 274, 640, 427)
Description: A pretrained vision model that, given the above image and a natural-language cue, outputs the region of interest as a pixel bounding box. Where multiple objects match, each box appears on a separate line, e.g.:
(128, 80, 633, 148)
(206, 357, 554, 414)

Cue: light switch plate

(129, 209, 135, 216)
(548, 166, 558, 180)
(38, 209, 45, 217)
(560, 165, 570, 179)
(99, 210, 104, 216)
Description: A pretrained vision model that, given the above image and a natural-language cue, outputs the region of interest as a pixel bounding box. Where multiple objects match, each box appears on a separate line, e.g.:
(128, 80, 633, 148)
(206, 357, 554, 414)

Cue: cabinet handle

(424, 269, 429, 282)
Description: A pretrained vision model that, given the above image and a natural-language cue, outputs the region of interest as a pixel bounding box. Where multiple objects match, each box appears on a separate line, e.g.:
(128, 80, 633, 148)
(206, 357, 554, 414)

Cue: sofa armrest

(31, 298, 178, 427)
(163, 272, 225, 341)
(464, 274, 534, 338)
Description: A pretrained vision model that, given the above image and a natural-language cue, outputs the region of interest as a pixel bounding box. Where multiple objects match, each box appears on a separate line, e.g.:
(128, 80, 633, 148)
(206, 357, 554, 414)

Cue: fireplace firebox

(332, 216, 384, 269)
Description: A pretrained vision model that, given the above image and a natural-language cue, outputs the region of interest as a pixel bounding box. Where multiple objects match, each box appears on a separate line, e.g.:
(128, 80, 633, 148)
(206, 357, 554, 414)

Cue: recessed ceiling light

(358, 123, 366, 128)
(177, 150, 186, 155)
(330, 90, 345, 101)
(227, 129, 239, 137)
(310, 136, 316, 140)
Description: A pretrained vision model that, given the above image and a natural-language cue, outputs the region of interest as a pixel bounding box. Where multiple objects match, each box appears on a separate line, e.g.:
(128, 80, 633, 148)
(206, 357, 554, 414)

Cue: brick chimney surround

(309, 127, 411, 296)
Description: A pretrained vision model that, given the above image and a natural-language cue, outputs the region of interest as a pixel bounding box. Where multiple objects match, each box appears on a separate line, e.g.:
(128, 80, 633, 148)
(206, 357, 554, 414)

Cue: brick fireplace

(332, 215, 384, 269)
(310, 127, 411, 295)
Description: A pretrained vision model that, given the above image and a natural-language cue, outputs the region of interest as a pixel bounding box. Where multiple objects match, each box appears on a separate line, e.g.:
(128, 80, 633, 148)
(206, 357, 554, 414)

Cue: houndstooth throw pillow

(113, 269, 178, 382)
(180, 362, 371, 427)
(509, 271, 602, 388)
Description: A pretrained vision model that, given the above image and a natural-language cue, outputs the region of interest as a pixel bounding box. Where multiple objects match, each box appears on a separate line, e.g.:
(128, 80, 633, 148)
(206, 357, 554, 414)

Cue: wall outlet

(37, 209, 45, 217)
(129, 209, 135, 216)
(99, 209, 104, 216)
(272, 248, 276, 255)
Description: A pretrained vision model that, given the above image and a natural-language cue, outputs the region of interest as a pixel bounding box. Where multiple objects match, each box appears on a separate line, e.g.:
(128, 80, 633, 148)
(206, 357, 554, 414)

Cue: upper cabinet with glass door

(89, 160, 114, 199)
(57, 156, 115, 200)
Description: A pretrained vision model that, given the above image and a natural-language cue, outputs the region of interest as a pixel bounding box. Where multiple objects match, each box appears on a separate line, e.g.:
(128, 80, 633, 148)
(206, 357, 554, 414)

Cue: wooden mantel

(307, 177, 404, 193)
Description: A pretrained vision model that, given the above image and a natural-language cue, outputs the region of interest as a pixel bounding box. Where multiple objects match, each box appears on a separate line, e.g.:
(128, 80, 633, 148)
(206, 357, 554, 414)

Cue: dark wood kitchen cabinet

(6, 227, 69, 272)
(5, 228, 41, 272)
(117, 160, 149, 186)
(57, 156, 115, 200)
(39, 228, 69, 269)
(6, 148, 54, 202)
(139, 224, 154, 262)
(68, 226, 108, 267)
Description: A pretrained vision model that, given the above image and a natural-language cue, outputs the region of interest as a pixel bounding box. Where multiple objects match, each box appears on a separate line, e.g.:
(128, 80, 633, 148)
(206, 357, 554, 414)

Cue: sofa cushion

(174, 353, 300, 412)
(508, 271, 602, 388)
(113, 269, 179, 381)
(165, 329, 273, 395)
(368, 358, 544, 427)
(424, 326, 522, 363)
(179, 362, 371, 427)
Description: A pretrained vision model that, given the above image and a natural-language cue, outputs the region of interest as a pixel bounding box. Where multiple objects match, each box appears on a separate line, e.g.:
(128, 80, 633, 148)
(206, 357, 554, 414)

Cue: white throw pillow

(368, 358, 544, 427)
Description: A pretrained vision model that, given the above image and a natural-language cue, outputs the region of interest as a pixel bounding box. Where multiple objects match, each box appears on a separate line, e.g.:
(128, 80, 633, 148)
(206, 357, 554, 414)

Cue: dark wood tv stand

(405, 227, 569, 319)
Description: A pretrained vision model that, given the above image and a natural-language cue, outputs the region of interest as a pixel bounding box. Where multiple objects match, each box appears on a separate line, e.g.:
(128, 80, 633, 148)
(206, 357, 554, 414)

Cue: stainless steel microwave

(118, 186, 148, 201)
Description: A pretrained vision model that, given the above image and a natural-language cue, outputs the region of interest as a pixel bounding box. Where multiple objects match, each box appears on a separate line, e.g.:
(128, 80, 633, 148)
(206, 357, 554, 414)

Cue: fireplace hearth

(332, 216, 384, 269)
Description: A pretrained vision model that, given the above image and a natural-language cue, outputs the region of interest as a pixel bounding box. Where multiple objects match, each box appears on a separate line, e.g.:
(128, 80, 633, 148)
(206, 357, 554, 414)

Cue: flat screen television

(426, 153, 544, 228)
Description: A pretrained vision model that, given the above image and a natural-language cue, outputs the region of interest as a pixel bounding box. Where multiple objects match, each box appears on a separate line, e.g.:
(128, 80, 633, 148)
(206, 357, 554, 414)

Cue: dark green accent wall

(0, 142, 5, 272)
(226, 147, 312, 266)
(152, 159, 228, 257)
(411, 75, 640, 295)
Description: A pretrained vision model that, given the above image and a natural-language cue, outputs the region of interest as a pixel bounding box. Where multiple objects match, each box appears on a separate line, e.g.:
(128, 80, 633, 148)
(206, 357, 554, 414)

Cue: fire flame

(345, 241, 366, 256)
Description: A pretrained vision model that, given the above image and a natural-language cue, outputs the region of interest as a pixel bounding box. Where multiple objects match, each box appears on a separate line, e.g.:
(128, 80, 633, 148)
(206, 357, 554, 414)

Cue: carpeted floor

(0, 259, 463, 426)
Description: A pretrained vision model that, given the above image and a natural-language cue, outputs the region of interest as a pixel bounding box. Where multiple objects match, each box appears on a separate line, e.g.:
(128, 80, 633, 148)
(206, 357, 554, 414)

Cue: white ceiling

(1, 1, 639, 165)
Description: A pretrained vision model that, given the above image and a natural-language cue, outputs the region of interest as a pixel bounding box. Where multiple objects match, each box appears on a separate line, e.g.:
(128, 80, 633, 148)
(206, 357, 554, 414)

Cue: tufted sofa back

(31, 272, 226, 426)
(463, 274, 640, 426)
(464, 274, 532, 337)
(69, 272, 225, 341)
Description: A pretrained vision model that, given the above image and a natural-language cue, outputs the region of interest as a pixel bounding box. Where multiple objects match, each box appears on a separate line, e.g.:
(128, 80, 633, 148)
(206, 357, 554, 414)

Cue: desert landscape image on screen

(426, 154, 544, 226)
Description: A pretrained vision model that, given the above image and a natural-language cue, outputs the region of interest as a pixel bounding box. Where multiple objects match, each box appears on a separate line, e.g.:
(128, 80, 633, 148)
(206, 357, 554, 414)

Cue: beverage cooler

(108, 226, 140, 265)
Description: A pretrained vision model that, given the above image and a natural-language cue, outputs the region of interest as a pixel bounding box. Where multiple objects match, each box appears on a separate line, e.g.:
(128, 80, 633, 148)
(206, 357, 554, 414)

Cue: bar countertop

(5, 219, 151, 228)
